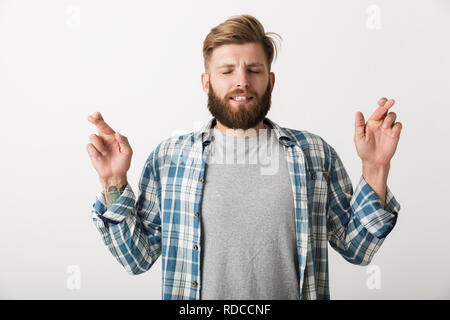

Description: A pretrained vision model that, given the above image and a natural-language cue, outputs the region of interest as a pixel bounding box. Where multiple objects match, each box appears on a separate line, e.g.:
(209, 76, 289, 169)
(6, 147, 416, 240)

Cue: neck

(214, 120, 266, 139)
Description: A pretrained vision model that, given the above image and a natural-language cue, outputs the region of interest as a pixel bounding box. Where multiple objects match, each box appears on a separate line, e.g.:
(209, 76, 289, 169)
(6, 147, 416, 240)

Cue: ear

(269, 72, 275, 93)
(201, 72, 210, 95)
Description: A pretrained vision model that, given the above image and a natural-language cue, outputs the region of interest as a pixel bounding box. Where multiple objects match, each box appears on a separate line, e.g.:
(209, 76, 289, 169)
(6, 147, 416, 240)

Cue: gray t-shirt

(200, 125, 300, 300)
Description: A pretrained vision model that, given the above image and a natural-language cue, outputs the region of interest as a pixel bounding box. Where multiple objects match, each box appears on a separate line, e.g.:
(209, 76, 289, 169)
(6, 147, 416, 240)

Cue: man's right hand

(86, 112, 132, 189)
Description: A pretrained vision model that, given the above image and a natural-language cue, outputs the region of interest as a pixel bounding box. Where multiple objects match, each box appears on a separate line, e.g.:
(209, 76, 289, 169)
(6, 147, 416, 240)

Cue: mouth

(229, 95, 254, 104)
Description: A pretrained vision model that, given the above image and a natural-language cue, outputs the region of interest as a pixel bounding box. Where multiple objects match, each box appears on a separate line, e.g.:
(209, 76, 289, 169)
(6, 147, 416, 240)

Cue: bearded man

(87, 14, 402, 300)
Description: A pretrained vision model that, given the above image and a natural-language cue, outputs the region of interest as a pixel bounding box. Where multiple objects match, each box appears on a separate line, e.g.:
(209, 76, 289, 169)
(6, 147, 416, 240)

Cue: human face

(201, 42, 275, 130)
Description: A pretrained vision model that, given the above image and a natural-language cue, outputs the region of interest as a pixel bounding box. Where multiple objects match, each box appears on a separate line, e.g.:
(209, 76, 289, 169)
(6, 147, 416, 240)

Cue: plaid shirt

(91, 117, 400, 300)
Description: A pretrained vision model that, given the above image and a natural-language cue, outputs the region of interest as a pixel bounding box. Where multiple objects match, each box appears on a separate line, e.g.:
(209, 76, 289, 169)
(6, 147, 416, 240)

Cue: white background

(0, 0, 449, 299)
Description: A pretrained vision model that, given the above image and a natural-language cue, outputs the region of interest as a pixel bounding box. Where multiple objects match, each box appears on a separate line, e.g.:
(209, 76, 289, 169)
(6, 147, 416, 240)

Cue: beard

(207, 80, 272, 130)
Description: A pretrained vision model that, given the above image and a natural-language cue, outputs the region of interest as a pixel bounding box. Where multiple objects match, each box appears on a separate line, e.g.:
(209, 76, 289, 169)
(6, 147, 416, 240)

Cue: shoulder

(144, 132, 197, 171)
(281, 126, 337, 171)
(285, 127, 329, 148)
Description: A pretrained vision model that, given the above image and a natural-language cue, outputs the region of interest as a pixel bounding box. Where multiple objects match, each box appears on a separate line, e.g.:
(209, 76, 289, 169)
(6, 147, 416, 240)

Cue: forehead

(209, 42, 267, 68)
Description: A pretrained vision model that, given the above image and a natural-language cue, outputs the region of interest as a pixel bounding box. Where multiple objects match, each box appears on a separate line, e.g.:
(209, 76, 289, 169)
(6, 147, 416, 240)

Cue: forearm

(100, 176, 128, 209)
(362, 162, 390, 209)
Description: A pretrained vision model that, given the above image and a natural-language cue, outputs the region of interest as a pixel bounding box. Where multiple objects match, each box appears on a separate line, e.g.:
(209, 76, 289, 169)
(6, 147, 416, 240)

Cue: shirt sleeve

(326, 144, 401, 266)
(90, 151, 162, 275)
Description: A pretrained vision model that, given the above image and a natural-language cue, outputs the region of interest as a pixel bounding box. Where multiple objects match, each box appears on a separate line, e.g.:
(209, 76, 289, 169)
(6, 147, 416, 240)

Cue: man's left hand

(354, 97, 403, 167)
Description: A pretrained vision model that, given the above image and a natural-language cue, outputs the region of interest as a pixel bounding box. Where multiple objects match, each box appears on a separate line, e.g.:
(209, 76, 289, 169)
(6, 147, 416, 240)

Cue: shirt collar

(195, 117, 297, 147)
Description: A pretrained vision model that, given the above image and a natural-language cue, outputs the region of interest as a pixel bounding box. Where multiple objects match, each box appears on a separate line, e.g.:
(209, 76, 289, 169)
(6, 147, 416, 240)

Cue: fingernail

(391, 131, 398, 137)
(383, 122, 388, 128)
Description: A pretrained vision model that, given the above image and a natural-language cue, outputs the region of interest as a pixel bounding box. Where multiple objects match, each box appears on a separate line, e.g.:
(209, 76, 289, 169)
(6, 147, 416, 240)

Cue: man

(86, 14, 402, 300)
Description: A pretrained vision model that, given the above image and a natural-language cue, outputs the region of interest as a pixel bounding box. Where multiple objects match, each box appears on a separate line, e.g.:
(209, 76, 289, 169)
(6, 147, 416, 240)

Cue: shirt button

(311, 173, 317, 180)
(192, 281, 198, 287)
(199, 178, 205, 183)
(194, 212, 199, 218)
(193, 245, 198, 250)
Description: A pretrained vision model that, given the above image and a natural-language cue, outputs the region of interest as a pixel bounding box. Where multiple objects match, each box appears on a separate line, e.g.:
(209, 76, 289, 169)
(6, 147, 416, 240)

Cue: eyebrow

(217, 62, 265, 69)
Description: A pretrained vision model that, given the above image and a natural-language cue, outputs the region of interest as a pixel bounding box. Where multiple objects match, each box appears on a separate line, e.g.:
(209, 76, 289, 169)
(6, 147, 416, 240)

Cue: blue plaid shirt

(91, 117, 400, 300)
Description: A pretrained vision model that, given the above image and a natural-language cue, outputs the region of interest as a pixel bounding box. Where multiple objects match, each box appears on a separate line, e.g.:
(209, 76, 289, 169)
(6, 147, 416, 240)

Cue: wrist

(362, 162, 390, 177)
(100, 176, 128, 190)
(101, 176, 128, 209)
(362, 162, 389, 209)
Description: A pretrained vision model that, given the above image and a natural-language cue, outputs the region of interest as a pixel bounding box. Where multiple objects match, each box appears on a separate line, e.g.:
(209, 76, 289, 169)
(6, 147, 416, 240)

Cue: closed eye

(222, 70, 260, 74)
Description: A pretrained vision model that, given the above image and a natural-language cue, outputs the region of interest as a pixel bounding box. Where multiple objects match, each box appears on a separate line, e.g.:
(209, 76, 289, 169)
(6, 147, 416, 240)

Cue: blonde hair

(203, 14, 282, 72)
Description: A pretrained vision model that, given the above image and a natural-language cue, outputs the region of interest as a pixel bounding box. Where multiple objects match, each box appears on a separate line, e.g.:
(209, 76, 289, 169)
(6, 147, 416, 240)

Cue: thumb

(115, 132, 132, 154)
(354, 111, 366, 139)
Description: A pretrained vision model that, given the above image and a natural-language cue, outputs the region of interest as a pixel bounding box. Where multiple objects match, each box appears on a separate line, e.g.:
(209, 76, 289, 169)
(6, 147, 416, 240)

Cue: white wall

(0, 0, 449, 299)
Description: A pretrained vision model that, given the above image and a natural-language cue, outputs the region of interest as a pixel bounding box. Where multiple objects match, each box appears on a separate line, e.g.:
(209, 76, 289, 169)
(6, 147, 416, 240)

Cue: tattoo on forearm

(105, 184, 126, 208)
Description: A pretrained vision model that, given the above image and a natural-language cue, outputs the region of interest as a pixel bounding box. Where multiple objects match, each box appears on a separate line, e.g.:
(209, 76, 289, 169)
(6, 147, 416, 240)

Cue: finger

(354, 111, 366, 138)
(115, 132, 132, 155)
(391, 122, 403, 138)
(369, 99, 395, 121)
(88, 112, 115, 135)
(89, 133, 107, 155)
(382, 112, 397, 129)
(378, 97, 388, 107)
(86, 143, 101, 160)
